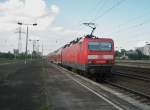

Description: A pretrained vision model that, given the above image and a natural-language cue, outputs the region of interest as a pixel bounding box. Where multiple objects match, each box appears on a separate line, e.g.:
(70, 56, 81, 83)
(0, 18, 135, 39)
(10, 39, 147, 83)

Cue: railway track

(102, 67, 150, 105)
(112, 71, 150, 82)
(115, 60, 150, 69)
(113, 65, 150, 74)
(84, 69, 150, 105)
(104, 80, 150, 101)
(108, 67, 150, 103)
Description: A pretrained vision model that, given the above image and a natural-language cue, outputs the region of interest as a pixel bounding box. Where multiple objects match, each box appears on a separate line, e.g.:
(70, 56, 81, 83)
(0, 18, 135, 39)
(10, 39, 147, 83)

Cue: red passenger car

(48, 48, 62, 64)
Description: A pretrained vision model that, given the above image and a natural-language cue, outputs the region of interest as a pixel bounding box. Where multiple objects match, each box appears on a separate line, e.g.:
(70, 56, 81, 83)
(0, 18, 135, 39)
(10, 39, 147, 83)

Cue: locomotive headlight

(103, 55, 113, 59)
(88, 60, 92, 64)
(88, 55, 113, 60)
(88, 55, 98, 59)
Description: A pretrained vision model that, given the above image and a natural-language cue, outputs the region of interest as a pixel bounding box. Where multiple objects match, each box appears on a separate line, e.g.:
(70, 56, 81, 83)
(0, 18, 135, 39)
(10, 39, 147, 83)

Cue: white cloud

(0, 0, 61, 54)
(50, 26, 64, 32)
(136, 41, 147, 47)
(51, 5, 60, 14)
(0, 0, 60, 31)
(0, 0, 79, 54)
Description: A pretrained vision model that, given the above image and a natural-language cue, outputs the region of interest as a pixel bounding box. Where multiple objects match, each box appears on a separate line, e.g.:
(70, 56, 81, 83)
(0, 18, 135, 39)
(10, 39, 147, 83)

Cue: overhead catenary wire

(85, 0, 107, 22)
(105, 17, 150, 36)
(106, 9, 150, 35)
(117, 10, 150, 28)
(92, 0, 108, 21)
(92, 0, 126, 22)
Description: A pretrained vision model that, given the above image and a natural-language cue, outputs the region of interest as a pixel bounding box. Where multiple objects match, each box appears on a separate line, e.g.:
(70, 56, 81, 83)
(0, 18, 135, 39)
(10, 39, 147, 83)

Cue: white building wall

(143, 44, 150, 55)
(136, 44, 150, 56)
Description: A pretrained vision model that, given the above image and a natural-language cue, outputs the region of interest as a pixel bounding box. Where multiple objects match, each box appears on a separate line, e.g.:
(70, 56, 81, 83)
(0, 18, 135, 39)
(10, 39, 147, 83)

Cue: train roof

(62, 35, 113, 48)
(48, 35, 114, 55)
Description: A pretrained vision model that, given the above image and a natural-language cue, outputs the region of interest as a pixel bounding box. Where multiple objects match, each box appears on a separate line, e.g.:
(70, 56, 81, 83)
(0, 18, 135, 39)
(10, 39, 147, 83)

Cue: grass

(0, 58, 20, 64)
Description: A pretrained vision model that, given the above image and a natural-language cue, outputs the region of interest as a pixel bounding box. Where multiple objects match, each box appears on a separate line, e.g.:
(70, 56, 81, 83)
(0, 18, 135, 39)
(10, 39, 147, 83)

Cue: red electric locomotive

(48, 23, 115, 81)
(62, 36, 114, 79)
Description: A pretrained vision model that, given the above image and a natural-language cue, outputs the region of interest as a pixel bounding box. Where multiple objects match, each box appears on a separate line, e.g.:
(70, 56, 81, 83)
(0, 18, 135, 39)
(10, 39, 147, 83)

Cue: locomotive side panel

(61, 38, 88, 71)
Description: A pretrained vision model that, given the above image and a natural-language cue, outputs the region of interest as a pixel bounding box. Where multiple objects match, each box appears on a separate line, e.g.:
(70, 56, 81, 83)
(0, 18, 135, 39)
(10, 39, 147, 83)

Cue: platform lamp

(18, 22, 37, 64)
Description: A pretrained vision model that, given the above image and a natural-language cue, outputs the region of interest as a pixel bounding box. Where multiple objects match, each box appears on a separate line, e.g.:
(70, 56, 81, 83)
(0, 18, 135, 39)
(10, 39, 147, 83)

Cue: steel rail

(112, 71, 150, 82)
(105, 80, 150, 100)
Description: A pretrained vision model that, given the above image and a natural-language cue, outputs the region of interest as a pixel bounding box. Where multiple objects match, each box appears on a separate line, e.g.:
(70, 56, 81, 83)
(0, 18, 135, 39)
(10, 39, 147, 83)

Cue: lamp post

(18, 22, 37, 64)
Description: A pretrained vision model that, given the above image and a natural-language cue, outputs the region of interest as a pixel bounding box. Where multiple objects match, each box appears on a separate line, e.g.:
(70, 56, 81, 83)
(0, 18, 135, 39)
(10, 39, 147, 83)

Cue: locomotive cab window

(88, 42, 112, 51)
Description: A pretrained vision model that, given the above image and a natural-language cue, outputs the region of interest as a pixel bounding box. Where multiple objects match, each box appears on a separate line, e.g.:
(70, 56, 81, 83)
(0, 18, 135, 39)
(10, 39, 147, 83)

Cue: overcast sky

(0, 0, 150, 54)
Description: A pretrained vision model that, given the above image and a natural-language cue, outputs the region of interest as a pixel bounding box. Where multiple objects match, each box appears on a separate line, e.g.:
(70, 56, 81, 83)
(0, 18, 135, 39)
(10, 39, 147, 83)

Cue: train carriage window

(88, 42, 112, 51)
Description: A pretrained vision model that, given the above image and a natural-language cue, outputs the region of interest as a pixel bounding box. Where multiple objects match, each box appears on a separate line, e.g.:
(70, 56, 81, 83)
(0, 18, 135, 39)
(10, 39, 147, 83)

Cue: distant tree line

(127, 49, 149, 60)
(0, 51, 41, 60)
(0, 52, 15, 59)
(115, 49, 149, 60)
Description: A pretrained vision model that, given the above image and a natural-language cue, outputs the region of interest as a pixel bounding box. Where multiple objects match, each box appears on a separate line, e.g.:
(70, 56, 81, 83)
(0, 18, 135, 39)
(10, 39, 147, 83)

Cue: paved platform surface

(46, 64, 118, 110)
(0, 61, 47, 110)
